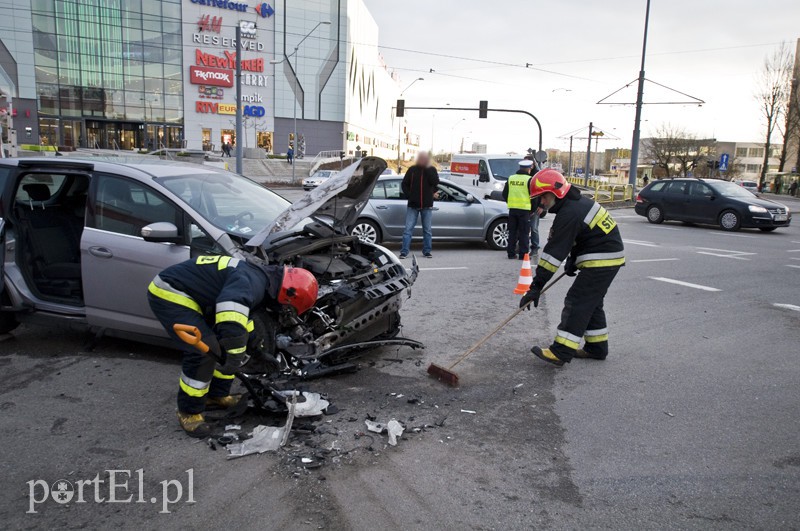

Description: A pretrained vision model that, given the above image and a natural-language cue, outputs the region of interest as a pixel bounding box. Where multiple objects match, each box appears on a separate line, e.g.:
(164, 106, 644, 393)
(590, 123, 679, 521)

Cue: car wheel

(646, 205, 664, 224)
(719, 210, 741, 231)
(0, 312, 20, 334)
(486, 218, 509, 250)
(759, 227, 777, 232)
(351, 219, 382, 244)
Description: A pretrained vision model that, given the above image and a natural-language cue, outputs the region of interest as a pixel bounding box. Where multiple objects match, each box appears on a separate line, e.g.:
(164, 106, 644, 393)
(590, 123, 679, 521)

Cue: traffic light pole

(398, 105, 543, 154)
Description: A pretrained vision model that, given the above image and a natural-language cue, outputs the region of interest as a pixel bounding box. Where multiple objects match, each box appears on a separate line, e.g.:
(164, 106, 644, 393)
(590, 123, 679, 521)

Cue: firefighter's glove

(565, 255, 578, 277)
(519, 285, 541, 310)
(218, 336, 249, 375)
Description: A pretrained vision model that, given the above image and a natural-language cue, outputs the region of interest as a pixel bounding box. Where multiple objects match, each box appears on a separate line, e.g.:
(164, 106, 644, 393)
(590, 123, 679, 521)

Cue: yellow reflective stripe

(246, 320, 255, 332)
(538, 258, 558, 273)
(215, 311, 249, 327)
(213, 370, 236, 380)
(577, 257, 626, 269)
(584, 334, 609, 343)
(588, 206, 608, 229)
(179, 375, 210, 397)
(225, 346, 246, 355)
(218, 256, 232, 269)
(554, 336, 580, 350)
(196, 255, 221, 265)
(148, 281, 202, 314)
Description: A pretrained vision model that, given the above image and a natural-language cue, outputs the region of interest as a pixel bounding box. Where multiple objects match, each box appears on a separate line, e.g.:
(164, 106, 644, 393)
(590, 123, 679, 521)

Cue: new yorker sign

(195, 49, 264, 72)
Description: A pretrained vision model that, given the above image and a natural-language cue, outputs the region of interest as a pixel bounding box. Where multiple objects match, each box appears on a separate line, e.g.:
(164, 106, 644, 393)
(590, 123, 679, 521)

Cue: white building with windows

(716, 141, 781, 179)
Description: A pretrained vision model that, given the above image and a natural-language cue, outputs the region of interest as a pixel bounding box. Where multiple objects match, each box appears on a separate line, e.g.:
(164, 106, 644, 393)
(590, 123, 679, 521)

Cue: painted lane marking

(418, 267, 469, 271)
(790, 257, 800, 261)
(647, 226, 680, 231)
(713, 232, 756, 239)
(696, 247, 755, 260)
(787, 249, 800, 253)
(786, 265, 800, 269)
(773, 303, 800, 312)
(631, 258, 680, 263)
(648, 277, 721, 292)
(624, 239, 659, 247)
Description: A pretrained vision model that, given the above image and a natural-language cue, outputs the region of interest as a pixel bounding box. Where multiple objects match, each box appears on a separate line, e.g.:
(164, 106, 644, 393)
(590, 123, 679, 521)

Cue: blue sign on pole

(719, 153, 729, 172)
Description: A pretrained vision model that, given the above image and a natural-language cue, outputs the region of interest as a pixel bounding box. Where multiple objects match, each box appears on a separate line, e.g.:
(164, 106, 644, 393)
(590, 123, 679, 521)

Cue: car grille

(768, 207, 787, 216)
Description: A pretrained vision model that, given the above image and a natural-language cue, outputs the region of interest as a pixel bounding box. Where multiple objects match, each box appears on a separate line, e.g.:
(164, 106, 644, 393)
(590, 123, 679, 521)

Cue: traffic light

(396, 99, 405, 118)
(479, 100, 488, 119)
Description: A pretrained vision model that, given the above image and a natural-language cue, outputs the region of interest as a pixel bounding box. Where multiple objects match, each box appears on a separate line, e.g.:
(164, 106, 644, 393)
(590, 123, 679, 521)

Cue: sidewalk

(759, 192, 800, 207)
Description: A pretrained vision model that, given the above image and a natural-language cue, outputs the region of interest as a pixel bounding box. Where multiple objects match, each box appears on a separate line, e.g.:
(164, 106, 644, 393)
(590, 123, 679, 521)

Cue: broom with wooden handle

(427, 272, 567, 387)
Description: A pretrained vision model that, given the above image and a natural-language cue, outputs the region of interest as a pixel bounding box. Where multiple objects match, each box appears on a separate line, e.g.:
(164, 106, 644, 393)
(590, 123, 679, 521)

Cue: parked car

(302, 170, 339, 191)
(350, 176, 510, 250)
(0, 157, 419, 369)
(634, 178, 791, 231)
(734, 180, 759, 194)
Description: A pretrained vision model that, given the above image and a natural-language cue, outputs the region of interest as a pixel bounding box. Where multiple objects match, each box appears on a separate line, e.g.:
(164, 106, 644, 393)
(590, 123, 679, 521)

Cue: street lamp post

(270, 21, 330, 184)
(397, 77, 423, 172)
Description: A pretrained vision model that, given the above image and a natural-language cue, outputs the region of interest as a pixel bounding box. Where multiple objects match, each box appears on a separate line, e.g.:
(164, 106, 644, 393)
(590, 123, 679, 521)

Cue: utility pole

(567, 135, 573, 176)
(584, 122, 593, 186)
(628, 0, 652, 189)
(235, 24, 243, 175)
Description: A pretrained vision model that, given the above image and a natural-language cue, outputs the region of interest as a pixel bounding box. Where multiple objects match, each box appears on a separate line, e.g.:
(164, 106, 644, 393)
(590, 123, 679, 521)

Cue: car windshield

(488, 159, 522, 180)
(157, 171, 290, 237)
(709, 180, 757, 198)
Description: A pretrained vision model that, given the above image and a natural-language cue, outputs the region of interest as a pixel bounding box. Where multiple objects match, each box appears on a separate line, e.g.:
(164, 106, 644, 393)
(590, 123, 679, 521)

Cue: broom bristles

(427, 363, 459, 387)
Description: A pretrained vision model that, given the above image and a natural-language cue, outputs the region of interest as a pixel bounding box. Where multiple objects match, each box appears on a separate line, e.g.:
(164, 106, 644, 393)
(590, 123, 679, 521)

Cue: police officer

(519, 170, 625, 367)
(147, 256, 318, 437)
(502, 160, 534, 259)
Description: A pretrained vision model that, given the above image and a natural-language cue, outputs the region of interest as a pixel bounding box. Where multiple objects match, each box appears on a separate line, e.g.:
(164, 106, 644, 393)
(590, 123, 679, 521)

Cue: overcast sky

(363, 0, 800, 155)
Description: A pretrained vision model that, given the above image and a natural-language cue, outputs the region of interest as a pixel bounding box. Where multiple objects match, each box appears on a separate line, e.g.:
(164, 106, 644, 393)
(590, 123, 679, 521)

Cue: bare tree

(755, 43, 793, 187)
(673, 136, 715, 177)
(642, 123, 683, 177)
(778, 46, 800, 172)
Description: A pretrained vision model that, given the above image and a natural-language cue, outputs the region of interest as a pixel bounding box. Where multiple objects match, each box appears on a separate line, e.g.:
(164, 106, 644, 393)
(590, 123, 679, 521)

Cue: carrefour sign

(191, 0, 248, 12)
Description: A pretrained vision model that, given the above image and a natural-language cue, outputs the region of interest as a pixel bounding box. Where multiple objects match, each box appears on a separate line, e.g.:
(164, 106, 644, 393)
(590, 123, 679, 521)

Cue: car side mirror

(142, 222, 181, 243)
(466, 194, 475, 203)
(478, 172, 490, 183)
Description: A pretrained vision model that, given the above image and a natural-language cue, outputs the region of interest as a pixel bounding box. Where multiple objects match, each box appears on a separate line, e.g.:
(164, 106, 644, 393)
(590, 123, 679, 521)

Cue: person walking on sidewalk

(400, 151, 439, 259)
(287, 145, 294, 165)
(502, 160, 534, 259)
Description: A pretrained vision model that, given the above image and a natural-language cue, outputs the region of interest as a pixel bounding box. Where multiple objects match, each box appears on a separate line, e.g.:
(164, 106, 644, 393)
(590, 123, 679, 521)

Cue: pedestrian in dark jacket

(400, 151, 439, 258)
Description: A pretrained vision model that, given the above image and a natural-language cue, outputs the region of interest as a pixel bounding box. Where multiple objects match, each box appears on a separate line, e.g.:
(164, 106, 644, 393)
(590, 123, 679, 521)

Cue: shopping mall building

(0, 0, 419, 159)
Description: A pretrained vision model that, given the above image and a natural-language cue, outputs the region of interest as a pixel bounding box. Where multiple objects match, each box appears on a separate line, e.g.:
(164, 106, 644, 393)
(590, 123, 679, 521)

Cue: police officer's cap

(518, 160, 534, 168)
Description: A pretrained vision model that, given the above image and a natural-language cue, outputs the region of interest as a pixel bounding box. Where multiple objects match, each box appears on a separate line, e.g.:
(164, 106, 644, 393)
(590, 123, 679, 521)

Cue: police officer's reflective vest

(507, 173, 532, 210)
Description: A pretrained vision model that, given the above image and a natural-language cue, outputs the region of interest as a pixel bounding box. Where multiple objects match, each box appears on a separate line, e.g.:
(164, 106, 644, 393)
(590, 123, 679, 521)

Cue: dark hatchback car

(635, 178, 792, 232)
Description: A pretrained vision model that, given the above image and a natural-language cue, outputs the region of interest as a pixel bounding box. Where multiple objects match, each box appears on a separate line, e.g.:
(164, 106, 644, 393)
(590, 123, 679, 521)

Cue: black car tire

(351, 219, 382, 244)
(0, 312, 20, 334)
(759, 227, 778, 232)
(486, 218, 509, 251)
(646, 205, 665, 224)
(719, 209, 741, 231)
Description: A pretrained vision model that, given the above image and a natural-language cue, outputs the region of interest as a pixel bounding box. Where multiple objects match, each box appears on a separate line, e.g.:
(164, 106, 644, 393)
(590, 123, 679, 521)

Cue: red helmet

(277, 267, 318, 315)
(529, 169, 571, 199)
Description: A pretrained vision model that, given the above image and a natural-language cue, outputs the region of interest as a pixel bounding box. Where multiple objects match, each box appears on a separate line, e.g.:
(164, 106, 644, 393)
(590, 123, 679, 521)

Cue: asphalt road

(1, 194, 799, 529)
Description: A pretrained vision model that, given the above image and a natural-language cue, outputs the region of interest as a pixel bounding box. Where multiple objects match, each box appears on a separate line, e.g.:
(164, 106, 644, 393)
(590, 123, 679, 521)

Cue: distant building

(715, 141, 781, 180)
(471, 142, 487, 154)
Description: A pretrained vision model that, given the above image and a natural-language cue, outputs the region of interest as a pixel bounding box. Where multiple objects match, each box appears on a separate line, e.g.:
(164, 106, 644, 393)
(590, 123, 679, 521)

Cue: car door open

(81, 174, 190, 337)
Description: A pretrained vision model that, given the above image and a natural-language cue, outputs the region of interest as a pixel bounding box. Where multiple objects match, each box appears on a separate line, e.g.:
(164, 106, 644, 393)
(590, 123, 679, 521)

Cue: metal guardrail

(307, 150, 344, 176)
(566, 176, 633, 203)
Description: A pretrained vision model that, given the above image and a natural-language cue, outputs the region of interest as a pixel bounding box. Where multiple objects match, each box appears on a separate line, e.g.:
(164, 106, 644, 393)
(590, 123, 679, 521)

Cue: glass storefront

(31, 0, 183, 149)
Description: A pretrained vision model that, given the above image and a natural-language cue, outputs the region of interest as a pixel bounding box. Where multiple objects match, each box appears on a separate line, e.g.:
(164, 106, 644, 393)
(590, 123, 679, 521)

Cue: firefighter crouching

(519, 170, 625, 367)
(147, 256, 318, 437)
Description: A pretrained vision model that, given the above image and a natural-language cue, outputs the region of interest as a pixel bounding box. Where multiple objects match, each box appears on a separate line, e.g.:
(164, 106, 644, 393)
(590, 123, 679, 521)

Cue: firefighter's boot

(531, 346, 565, 367)
(207, 394, 244, 409)
(177, 412, 212, 438)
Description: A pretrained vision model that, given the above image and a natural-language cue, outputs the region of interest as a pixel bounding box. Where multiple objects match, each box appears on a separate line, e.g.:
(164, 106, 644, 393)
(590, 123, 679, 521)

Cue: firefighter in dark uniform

(502, 160, 534, 259)
(147, 256, 318, 437)
(519, 170, 625, 366)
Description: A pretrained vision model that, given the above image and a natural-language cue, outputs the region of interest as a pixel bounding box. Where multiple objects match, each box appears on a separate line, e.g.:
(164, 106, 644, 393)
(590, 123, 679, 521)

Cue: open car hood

(246, 157, 387, 248)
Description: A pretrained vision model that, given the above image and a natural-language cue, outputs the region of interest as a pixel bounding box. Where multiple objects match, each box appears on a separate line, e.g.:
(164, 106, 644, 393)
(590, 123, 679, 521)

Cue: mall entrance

(41, 118, 184, 150)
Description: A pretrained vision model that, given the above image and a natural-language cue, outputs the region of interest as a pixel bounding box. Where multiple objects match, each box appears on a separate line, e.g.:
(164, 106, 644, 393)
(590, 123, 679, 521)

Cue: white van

(449, 154, 526, 198)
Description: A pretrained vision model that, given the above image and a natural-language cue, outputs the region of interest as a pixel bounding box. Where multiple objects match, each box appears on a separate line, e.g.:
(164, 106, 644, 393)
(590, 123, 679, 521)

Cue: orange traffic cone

(514, 253, 533, 294)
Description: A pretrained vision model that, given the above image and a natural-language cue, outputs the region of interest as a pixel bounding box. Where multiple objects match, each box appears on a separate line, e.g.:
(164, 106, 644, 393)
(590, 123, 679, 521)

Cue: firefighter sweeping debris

(519, 169, 625, 367)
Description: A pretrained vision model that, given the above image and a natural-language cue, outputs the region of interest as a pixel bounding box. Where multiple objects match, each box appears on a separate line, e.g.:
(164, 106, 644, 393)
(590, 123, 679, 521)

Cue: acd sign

(243, 105, 265, 117)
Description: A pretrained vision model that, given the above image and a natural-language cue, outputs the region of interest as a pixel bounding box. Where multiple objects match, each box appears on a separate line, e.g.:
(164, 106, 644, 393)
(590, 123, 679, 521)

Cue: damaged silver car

(0, 156, 420, 375)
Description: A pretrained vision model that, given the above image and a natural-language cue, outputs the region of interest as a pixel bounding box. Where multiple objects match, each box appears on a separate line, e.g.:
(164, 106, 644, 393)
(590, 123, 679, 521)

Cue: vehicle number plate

(774, 214, 787, 221)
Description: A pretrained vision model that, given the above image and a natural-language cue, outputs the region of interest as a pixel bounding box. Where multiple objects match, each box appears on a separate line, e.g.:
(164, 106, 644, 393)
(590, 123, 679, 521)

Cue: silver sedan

(350, 177, 510, 250)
